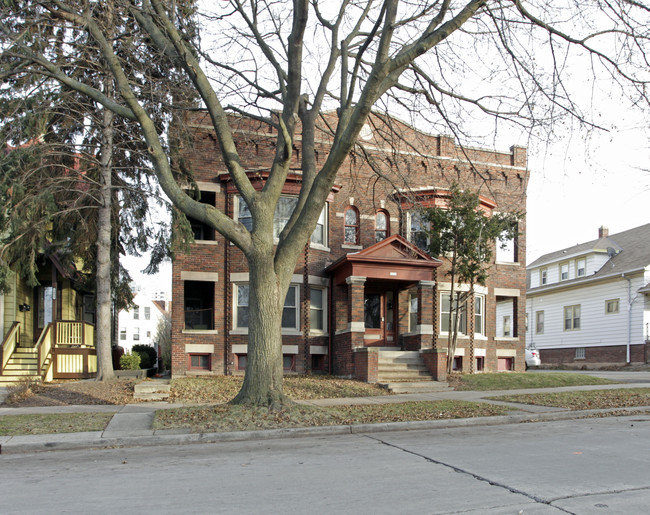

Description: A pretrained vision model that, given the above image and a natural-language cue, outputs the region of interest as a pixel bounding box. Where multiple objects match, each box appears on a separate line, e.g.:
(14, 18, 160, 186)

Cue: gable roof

(528, 222, 650, 290)
(325, 234, 442, 285)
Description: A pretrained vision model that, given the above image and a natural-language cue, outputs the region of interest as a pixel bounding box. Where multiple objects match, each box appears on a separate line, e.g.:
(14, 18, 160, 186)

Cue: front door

(364, 291, 397, 346)
(34, 283, 55, 343)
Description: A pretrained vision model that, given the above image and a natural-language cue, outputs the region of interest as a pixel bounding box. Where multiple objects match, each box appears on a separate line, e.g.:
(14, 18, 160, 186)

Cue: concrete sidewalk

(2, 381, 650, 455)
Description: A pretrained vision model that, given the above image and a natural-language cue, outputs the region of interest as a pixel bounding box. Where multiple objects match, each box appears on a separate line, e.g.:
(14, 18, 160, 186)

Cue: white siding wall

(496, 299, 515, 338)
(526, 275, 646, 350)
(118, 292, 166, 353)
(530, 253, 610, 289)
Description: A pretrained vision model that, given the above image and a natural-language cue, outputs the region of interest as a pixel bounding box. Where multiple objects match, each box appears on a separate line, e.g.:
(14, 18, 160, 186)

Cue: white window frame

(474, 295, 485, 337)
(233, 283, 301, 334)
(575, 347, 586, 359)
(576, 258, 586, 278)
(310, 205, 329, 249)
(540, 267, 547, 285)
(144, 306, 151, 320)
(236, 195, 327, 247)
(133, 327, 140, 341)
(309, 286, 327, 334)
(408, 292, 418, 333)
(133, 305, 140, 320)
(440, 292, 468, 336)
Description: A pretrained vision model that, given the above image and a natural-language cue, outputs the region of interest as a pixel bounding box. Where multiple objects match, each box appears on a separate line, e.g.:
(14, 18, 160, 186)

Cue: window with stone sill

(237, 195, 327, 246)
(375, 210, 389, 242)
(235, 284, 300, 331)
(344, 206, 360, 245)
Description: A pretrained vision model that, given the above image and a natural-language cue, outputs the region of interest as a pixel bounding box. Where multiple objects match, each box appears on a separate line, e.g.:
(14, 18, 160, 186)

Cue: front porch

(326, 235, 448, 381)
(0, 320, 96, 385)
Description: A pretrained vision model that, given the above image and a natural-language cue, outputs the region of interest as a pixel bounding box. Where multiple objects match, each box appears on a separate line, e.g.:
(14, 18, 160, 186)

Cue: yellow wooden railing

(36, 323, 54, 380)
(53, 321, 96, 378)
(0, 322, 21, 373)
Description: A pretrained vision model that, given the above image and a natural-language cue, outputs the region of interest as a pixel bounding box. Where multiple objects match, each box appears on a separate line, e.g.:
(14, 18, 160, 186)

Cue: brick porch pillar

(346, 276, 367, 350)
(416, 280, 435, 350)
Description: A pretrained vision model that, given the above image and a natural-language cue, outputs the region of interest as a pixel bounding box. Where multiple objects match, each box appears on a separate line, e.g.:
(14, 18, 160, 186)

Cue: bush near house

(132, 344, 157, 369)
(120, 352, 141, 370)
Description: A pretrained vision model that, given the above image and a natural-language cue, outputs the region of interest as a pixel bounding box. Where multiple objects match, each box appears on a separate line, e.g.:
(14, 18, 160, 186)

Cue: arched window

(344, 206, 359, 245)
(375, 210, 389, 242)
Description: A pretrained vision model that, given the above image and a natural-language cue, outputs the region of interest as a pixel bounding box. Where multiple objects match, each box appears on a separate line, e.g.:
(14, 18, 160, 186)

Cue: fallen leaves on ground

(490, 388, 650, 410)
(167, 375, 391, 404)
(3, 379, 138, 407)
(153, 400, 510, 433)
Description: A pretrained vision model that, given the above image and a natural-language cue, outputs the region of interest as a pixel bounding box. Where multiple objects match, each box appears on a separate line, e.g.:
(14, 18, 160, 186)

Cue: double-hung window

(235, 284, 300, 331)
(576, 258, 586, 278)
(440, 292, 467, 334)
(238, 196, 326, 245)
(564, 305, 581, 331)
(560, 262, 569, 281)
(474, 295, 485, 336)
(408, 210, 429, 251)
(309, 287, 325, 332)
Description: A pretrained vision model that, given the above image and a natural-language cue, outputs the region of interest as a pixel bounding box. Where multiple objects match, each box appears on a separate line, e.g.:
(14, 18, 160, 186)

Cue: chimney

(599, 226, 609, 239)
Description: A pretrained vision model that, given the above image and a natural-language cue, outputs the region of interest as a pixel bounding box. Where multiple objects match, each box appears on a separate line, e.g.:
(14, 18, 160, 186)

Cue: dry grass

(450, 372, 615, 391)
(153, 400, 511, 433)
(0, 412, 115, 436)
(168, 375, 391, 404)
(490, 388, 650, 410)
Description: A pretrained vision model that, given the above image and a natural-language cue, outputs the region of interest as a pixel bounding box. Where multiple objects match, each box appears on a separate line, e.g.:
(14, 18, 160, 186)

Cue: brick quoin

(171, 112, 528, 380)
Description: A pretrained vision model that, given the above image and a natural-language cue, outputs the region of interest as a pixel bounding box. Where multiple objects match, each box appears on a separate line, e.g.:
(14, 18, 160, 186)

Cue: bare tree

(2, 1, 649, 406)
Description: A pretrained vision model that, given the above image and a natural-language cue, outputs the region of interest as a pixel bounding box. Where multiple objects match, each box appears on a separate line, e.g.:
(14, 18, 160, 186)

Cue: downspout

(623, 273, 632, 364)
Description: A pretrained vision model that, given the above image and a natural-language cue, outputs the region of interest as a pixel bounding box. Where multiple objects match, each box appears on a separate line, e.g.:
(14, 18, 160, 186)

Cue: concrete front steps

(133, 379, 171, 401)
(0, 348, 44, 386)
(377, 350, 451, 394)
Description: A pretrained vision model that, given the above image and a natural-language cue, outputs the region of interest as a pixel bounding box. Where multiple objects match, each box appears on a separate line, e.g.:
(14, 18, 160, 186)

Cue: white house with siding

(118, 288, 170, 354)
(526, 224, 650, 366)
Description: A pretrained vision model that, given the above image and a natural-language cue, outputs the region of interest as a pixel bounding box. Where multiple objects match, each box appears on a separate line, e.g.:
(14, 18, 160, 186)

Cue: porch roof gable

(325, 235, 442, 285)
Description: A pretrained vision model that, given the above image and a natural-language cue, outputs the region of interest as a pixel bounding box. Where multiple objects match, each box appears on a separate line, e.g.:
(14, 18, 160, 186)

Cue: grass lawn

(490, 388, 650, 410)
(153, 400, 512, 433)
(452, 372, 615, 391)
(168, 375, 391, 404)
(0, 412, 115, 436)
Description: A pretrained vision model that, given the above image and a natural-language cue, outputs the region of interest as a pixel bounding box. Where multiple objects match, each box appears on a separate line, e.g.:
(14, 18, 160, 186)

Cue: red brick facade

(171, 112, 528, 380)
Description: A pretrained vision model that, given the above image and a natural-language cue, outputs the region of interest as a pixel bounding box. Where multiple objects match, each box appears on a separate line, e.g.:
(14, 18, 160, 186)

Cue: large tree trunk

(232, 254, 292, 408)
(95, 87, 115, 382)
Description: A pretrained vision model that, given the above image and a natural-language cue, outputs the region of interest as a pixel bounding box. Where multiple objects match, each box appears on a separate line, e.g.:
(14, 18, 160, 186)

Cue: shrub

(132, 344, 157, 369)
(120, 352, 141, 370)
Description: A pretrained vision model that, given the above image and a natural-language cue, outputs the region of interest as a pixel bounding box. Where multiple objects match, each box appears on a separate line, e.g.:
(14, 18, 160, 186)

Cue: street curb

(2, 405, 650, 455)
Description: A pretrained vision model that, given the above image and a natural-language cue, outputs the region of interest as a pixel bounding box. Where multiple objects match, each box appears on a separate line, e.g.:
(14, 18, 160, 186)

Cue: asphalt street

(2, 415, 650, 514)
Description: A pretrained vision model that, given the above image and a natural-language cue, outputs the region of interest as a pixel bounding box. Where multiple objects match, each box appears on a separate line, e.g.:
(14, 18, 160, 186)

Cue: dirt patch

(3, 379, 138, 407)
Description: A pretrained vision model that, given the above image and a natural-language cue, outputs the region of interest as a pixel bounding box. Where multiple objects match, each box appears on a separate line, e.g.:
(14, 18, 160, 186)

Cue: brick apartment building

(171, 111, 528, 381)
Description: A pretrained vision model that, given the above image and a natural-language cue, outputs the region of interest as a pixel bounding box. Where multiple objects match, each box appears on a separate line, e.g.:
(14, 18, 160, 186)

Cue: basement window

(188, 354, 211, 370)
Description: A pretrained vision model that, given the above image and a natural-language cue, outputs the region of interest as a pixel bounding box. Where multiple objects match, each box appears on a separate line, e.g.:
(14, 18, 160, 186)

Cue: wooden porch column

(417, 280, 435, 349)
(346, 276, 366, 349)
